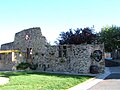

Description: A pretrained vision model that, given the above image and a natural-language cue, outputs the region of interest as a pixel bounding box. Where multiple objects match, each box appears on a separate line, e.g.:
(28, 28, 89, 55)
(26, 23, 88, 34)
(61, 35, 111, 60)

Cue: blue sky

(0, 0, 120, 45)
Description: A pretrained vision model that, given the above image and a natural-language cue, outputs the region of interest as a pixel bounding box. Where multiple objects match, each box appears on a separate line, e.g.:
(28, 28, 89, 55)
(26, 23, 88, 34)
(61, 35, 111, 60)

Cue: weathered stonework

(1, 42, 14, 50)
(0, 27, 105, 74)
(0, 52, 16, 70)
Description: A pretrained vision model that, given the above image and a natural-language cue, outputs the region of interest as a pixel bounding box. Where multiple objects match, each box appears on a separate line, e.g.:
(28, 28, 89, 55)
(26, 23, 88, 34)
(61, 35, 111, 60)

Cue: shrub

(16, 62, 38, 70)
(16, 62, 30, 70)
(90, 65, 99, 74)
(29, 63, 38, 70)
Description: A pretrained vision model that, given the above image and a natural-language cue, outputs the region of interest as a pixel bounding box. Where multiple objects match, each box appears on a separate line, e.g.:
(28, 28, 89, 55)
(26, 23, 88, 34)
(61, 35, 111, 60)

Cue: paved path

(88, 66, 120, 90)
(0, 77, 9, 85)
(68, 67, 111, 90)
(88, 73, 120, 90)
(69, 66, 120, 90)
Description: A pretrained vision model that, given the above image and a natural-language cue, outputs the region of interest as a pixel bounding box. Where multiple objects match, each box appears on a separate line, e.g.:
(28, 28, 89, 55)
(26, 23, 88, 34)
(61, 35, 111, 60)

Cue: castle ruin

(0, 27, 105, 74)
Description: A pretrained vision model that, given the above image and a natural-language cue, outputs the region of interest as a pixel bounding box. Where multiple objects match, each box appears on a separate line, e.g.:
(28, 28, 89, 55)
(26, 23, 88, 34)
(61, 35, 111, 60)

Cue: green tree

(99, 25, 120, 52)
(57, 27, 97, 45)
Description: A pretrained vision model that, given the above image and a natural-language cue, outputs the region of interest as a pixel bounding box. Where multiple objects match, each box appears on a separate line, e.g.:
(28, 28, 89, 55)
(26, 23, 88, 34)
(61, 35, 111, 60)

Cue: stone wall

(14, 27, 48, 52)
(0, 27, 105, 74)
(1, 42, 14, 50)
(0, 53, 16, 70)
(31, 44, 104, 74)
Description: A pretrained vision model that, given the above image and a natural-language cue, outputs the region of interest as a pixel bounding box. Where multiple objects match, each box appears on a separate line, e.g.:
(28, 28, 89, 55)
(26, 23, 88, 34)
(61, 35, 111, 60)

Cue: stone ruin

(0, 27, 105, 74)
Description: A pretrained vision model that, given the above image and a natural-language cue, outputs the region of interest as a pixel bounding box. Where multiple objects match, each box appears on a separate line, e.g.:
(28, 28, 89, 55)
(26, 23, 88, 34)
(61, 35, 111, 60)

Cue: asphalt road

(88, 73, 120, 90)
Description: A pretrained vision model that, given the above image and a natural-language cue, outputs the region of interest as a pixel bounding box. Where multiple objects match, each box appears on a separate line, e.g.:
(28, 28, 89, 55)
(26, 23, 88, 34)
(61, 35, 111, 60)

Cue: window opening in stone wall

(42, 64, 46, 71)
(29, 48, 32, 59)
(26, 48, 33, 59)
(25, 34, 30, 40)
(58, 46, 67, 57)
(26, 48, 33, 64)
(26, 48, 30, 59)
(30, 48, 32, 55)
(63, 46, 67, 57)
(58, 46, 62, 57)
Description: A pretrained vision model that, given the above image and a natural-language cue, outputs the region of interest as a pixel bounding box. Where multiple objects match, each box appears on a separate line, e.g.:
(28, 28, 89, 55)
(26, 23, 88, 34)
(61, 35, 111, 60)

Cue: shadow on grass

(0, 71, 28, 78)
(0, 71, 92, 79)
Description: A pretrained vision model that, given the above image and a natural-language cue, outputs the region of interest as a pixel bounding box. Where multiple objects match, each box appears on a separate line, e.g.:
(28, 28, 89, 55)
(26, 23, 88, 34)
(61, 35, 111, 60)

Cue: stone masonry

(0, 27, 105, 74)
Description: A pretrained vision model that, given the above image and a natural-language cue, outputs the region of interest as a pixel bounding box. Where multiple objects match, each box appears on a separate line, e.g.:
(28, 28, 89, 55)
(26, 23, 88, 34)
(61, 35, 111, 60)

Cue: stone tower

(14, 27, 48, 52)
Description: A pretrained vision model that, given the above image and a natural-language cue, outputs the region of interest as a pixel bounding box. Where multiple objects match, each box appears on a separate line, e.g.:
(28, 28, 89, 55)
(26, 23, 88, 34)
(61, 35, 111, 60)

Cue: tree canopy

(99, 25, 120, 52)
(57, 27, 97, 45)
(56, 25, 120, 53)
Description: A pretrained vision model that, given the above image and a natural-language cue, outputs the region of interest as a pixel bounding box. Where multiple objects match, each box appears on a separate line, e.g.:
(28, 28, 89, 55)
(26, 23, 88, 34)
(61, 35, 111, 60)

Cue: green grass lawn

(0, 71, 92, 90)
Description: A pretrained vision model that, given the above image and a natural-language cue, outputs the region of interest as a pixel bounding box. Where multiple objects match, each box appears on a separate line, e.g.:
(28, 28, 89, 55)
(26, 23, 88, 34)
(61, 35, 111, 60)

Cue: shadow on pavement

(105, 73, 120, 79)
